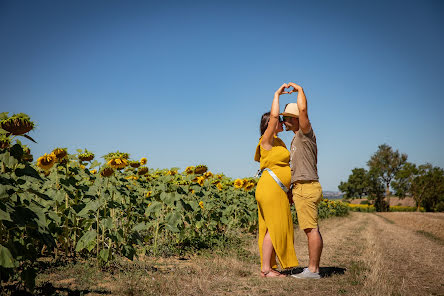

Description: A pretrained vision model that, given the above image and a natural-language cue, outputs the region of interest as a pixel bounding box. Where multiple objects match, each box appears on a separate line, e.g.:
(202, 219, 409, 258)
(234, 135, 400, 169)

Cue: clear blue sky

(2, 0, 443, 191)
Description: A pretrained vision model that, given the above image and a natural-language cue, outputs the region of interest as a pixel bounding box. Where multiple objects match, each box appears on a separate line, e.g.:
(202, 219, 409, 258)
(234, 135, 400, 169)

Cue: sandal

(260, 269, 286, 278)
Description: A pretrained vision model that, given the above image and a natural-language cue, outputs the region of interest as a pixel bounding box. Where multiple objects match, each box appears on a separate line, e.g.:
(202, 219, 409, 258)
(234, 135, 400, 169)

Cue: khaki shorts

(292, 181, 323, 230)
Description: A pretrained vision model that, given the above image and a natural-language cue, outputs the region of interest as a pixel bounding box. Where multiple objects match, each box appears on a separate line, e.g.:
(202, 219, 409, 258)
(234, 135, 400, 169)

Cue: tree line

(338, 144, 444, 212)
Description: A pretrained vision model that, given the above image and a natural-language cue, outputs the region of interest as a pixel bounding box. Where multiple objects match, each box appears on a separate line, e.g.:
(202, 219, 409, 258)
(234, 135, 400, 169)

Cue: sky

(1, 0, 443, 191)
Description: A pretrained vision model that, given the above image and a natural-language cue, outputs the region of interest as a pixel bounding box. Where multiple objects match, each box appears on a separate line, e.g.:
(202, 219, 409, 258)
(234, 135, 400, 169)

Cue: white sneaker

(291, 268, 321, 279)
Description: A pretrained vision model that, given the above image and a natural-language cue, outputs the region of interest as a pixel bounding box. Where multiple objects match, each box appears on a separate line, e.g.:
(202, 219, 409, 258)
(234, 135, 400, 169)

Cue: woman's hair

(260, 112, 271, 136)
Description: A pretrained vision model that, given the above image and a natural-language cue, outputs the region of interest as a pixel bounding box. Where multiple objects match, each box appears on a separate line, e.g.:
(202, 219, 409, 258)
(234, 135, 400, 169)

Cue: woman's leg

(261, 230, 284, 277)
(262, 230, 274, 272)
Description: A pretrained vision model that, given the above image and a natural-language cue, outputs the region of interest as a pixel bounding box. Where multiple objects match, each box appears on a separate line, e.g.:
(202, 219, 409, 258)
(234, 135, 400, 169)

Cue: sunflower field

(0, 112, 348, 290)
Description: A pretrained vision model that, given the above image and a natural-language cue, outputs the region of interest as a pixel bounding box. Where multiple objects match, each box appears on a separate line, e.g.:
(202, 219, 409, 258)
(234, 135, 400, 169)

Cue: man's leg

(304, 227, 323, 273)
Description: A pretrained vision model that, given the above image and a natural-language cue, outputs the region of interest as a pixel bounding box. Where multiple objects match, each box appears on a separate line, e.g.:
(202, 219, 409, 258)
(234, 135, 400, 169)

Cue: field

(9, 212, 442, 296)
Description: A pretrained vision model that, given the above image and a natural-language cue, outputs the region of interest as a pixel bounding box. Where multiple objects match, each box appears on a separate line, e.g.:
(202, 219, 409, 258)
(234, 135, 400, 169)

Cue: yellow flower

(36, 153, 56, 171)
(90, 169, 97, 174)
(216, 183, 223, 191)
(244, 182, 255, 191)
(80, 164, 86, 170)
(234, 179, 244, 189)
(146, 191, 152, 198)
(140, 157, 147, 165)
(52, 148, 67, 161)
(199, 201, 204, 209)
(167, 170, 177, 176)
(185, 166, 195, 174)
(197, 176, 205, 186)
(190, 189, 195, 194)
(108, 158, 128, 169)
(204, 171, 213, 179)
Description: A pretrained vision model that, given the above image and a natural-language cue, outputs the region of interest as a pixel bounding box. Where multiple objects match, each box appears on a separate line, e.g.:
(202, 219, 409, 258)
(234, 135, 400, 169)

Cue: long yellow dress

(254, 136, 299, 270)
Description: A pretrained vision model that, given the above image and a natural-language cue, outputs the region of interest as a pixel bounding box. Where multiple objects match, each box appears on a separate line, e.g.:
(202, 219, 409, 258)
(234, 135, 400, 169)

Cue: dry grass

(25, 212, 444, 296)
(377, 212, 444, 241)
(349, 197, 416, 207)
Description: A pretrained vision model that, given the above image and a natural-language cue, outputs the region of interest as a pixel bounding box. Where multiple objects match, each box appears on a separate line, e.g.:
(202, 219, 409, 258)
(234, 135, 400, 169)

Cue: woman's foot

(260, 269, 286, 278)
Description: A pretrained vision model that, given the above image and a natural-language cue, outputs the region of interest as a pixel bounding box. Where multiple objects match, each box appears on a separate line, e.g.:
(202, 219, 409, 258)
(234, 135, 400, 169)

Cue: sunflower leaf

(22, 134, 37, 143)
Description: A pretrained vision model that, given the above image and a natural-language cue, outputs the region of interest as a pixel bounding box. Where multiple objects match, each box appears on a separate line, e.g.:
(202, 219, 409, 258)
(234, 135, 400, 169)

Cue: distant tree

(366, 168, 387, 211)
(410, 164, 444, 211)
(338, 168, 369, 199)
(392, 162, 418, 198)
(367, 144, 407, 208)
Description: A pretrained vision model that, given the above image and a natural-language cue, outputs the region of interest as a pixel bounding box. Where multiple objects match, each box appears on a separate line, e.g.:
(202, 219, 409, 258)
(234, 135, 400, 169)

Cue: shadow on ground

(5, 282, 111, 296)
(282, 266, 346, 278)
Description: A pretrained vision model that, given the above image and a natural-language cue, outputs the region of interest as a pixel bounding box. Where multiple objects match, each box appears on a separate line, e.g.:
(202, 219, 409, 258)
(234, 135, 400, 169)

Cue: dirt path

(35, 212, 444, 295)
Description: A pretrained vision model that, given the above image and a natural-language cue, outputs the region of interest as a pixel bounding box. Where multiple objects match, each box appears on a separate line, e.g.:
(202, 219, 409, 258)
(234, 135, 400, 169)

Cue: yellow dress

(254, 136, 299, 269)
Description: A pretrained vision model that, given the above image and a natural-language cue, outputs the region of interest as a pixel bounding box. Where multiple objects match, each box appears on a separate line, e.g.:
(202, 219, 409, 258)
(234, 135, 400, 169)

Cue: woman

(254, 83, 299, 277)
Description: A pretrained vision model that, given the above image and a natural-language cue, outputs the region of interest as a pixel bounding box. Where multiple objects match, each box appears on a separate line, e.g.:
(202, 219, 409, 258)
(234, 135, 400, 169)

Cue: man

(282, 82, 323, 279)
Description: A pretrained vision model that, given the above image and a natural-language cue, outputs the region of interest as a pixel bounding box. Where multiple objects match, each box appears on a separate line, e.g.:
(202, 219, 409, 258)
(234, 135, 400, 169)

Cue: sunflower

(166, 170, 177, 176)
(195, 176, 205, 186)
(140, 157, 147, 165)
(216, 182, 223, 191)
(52, 148, 67, 160)
(146, 191, 152, 198)
(185, 166, 195, 175)
(194, 165, 208, 175)
(244, 182, 255, 191)
(0, 113, 34, 135)
(78, 149, 95, 162)
(234, 179, 244, 189)
(199, 201, 204, 209)
(129, 161, 140, 168)
(138, 166, 149, 175)
(107, 158, 128, 169)
(203, 171, 213, 179)
(36, 153, 56, 171)
(100, 167, 114, 177)
(90, 169, 97, 174)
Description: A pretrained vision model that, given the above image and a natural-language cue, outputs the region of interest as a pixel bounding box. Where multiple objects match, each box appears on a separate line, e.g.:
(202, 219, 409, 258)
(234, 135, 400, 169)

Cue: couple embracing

(254, 82, 323, 279)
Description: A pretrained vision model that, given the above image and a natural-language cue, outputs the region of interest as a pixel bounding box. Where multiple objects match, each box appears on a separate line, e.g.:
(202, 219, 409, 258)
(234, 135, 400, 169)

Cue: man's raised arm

(288, 82, 311, 134)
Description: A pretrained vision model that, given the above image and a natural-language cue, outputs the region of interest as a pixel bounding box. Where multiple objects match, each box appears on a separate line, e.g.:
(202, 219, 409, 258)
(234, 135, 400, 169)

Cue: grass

(3, 212, 443, 295)
(415, 230, 444, 245)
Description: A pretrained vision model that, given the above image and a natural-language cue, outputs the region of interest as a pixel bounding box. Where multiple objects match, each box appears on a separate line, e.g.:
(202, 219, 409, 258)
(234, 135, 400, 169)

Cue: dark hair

(260, 112, 270, 136)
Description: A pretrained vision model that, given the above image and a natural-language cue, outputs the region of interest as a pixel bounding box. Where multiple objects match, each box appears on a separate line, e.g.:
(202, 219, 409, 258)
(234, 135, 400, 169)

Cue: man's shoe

(291, 268, 321, 279)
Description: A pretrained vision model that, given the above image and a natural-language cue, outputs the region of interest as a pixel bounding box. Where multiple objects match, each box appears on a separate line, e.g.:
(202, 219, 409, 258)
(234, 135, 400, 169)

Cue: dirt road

(36, 212, 444, 295)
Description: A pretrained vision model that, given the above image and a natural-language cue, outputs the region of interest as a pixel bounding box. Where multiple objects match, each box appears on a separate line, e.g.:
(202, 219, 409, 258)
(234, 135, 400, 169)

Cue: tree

(410, 164, 444, 211)
(338, 168, 369, 199)
(366, 168, 387, 211)
(367, 144, 407, 208)
(392, 162, 418, 198)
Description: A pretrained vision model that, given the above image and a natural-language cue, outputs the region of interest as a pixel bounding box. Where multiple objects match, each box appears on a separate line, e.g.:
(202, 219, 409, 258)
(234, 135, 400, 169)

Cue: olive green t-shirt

(290, 127, 319, 183)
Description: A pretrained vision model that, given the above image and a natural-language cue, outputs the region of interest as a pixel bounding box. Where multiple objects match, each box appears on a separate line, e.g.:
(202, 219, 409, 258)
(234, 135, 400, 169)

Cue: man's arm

(288, 82, 311, 134)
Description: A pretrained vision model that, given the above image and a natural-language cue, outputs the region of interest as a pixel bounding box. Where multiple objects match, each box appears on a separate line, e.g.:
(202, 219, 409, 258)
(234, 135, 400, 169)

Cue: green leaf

(0, 207, 12, 222)
(145, 201, 162, 214)
(132, 222, 146, 232)
(0, 151, 18, 167)
(75, 230, 97, 252)
(77, 200, 100, 217)
(0, 245, 15, 268)
(166, 211, 181, 227)
(102, 217, 113, 230)
(99, 248, 110, 262)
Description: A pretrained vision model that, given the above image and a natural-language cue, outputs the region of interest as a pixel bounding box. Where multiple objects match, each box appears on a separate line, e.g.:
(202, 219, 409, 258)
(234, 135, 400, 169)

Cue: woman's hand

(274, 83, 289, 96)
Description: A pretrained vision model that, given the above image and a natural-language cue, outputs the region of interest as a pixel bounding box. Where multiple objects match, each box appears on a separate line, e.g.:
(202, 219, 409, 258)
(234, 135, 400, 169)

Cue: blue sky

(1, 0, 443, 191)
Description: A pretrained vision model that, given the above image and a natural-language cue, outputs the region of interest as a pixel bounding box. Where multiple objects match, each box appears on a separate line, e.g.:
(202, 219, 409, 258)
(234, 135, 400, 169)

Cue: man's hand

(287, 190, 294, 205)
(287, 82, 303, 93)
(275, 83, 289, 96)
